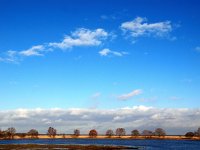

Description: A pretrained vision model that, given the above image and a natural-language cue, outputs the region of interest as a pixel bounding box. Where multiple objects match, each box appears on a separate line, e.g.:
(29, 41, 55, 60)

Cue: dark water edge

(0, 144, 140, 150)
(0, 139, 200, 150)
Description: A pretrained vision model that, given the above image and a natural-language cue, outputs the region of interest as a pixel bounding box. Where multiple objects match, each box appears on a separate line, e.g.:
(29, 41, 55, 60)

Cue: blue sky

(0, 0, 200, 110)
(0, 0, 200, 134)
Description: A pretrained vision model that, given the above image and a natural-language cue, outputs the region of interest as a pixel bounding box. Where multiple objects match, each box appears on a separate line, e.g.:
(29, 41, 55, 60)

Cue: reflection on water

(0, 139, 200, 150)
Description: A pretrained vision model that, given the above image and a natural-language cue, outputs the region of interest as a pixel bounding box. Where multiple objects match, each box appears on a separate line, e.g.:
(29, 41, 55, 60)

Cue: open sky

(0, 0, 200, 134)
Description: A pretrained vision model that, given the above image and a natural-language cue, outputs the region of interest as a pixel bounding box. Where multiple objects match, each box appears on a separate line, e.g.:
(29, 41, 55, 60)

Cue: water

(0, 139, 200, 150)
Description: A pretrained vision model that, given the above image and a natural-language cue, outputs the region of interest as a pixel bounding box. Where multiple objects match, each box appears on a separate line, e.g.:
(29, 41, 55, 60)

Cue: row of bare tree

(0, 128, 38, 139)
(1, 127, 200, 139)
(90, 128, 167, 138)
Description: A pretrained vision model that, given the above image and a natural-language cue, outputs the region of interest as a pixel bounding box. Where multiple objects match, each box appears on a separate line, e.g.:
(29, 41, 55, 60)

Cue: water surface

(0, 139, 200, 150)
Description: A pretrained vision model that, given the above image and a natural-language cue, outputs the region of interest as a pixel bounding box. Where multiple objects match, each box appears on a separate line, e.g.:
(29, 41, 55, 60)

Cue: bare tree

(28, 129, 39, 138)
(185, 132, 194, 138)
(47, 127, 57, 138)
(0, 129, 3, 138)
(74, 129, 80, 137)
(7, 127, 16, 139)
(115, 128, 126, 137)
(197, 127, 200, 138)
(0, 130, 8, 139)
(131, 129, 140, 137)
(142, 130, 153, 138)
(154, 128, 166, 137)
(194, 127, 200, 138)
(89, 129, 98, 138)
(106, 129, 114, 138)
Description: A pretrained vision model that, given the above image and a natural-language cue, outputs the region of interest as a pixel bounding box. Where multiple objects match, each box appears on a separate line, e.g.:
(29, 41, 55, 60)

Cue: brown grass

(2, 135, 200, 140)
(0, 144, 138, 150)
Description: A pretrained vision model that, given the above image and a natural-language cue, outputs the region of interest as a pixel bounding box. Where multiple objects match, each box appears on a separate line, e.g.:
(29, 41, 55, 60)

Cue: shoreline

(1, 135, 200, 140)
(0, 144, 140, 149)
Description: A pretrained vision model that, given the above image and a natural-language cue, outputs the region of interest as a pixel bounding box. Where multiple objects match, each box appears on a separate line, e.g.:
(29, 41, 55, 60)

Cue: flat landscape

(1, 0, 200, 150)
(1, 135, 200, 140)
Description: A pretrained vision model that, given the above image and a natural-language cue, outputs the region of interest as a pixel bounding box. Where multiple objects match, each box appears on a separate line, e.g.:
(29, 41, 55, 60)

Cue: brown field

(9, 135, 200, 140)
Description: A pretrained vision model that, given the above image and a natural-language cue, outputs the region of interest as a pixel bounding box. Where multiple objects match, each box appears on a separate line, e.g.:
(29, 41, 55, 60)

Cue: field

(8, 135, 200, 140)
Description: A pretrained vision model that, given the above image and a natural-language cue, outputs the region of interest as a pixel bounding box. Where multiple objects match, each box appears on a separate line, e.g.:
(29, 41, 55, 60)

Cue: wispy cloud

(100, 15, 117, 20)
(49, 28, 108, 49)
(195, 46, 200, 52)
(100, 15, 109, 20)
(0, 28, 109, 63)
(121, 17, 172, 38)
(0, 45, 48, 63)
(99, 48, 128, 57)
(91, 92, 101, 100)
(181, 78, 193, 83)
(139, 96, 157, 102)
(118, 89, 142, 100)
(19, 45, 45, 56)
(0, 106, 200, 135)
(100, 10, 129, 21)
(0, 51, 18, 63)
(170, 96, 182, 101)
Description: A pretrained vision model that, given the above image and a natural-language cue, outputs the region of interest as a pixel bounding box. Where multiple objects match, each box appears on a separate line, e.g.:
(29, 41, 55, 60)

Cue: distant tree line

(0, 127, 39, 139)
(1, 127, 200, 139)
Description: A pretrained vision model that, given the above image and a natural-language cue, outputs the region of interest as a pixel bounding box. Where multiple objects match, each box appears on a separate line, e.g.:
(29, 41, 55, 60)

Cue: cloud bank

(1, 106, 199, 135)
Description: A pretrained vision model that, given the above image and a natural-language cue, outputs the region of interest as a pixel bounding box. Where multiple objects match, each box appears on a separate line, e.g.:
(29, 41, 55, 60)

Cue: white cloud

(118, 89, 142, 100)
(49, 28, 108, 49)
(113, 116, 124, 121)
(0, 45, 49, 63)
(99, 48, 128, 57)
(0, 51, 18, 63)
(19, 45, 45, 56)
(0, 106, 200, 135)
(0, 28, 108, 63)
(121, 17, 172, 38)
